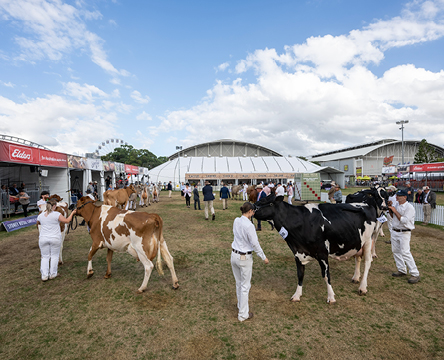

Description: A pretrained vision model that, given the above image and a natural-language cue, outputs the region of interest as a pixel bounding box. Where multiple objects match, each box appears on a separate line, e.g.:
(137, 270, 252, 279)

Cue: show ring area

(1, 137, 444, 359)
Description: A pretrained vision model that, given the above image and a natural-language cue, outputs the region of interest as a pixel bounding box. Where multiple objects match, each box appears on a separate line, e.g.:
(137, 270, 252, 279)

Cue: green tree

(101, 145, 167, 169)
(414, 139, 438, 164)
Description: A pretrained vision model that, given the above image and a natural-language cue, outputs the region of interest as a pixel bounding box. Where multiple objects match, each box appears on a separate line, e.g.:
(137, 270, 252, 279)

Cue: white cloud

(158, 0, 444, 155)
(63, 82, 107, 101)
(216, 62, 229, 72)
(131, 90, 150, 104)
(0, 94, 117, 154)
(0, 0, 129, 76)
(1, 81, 14, 87)
(136, 111, 152, 121)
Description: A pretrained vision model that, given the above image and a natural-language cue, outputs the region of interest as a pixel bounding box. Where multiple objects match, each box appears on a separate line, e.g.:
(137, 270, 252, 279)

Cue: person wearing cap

(231, 202, 269, 321)
(422, 186, 436, 225)
(275, 183, 285, 197)
(87, 181, 94, 194)
(388, 189, 420, 284)
(333, 185, 342, 204)
(384, 185, 398, 245)
(328, 182, 336, 204)
(414, 189, 424, 204)
(202, 181, 215, 220)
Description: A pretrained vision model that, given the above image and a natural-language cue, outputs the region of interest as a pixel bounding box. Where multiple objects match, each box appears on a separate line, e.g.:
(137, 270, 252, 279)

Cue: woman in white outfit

(231, 202, 269, 321)
(37, 198, 76, 281)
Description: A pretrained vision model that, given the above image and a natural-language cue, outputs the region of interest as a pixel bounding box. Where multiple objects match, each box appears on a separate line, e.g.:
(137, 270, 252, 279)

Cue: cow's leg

(291, 258, 305, 302)
(58, 230, 66, 265)
(104, 249, 113, 278)
(86, 242, 101, 278)
(159, 238, 179, 289)
(318, 258, 336, 304)
(135, 250, 154, 293)
(358, 240, 373, 296)
(352, 255, 362, 283)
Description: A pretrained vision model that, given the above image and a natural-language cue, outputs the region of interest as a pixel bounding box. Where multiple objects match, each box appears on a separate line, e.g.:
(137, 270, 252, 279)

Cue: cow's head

(253, 194, 284, 220)
(49, 194, 63, 202)
(129, 184, 136, 193)
(75, 196, 97, 216)
(372, 185, 389, 210)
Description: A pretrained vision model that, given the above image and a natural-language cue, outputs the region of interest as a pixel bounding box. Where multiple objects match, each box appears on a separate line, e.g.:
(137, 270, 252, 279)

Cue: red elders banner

(0, 142, 39, 165)
(125, 164, 139, 174)
(40, 149, 68, 168)
(410, 163, 444, 172)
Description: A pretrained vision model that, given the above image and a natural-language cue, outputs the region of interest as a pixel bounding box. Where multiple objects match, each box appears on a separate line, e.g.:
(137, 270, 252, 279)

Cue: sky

(1, 0, 444, 158)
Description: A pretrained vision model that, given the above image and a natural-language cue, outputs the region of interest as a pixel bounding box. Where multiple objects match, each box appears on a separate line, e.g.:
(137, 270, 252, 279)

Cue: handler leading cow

(74, 196, 179, 293)
(253, 193, 388, 304)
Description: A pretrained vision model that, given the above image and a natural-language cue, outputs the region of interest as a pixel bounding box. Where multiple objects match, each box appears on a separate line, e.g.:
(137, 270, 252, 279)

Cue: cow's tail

(155, 217, 164, 276)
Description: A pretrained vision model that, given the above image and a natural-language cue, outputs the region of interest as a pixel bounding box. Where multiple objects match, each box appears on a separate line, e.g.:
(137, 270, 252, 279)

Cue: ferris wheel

(94, 138, 129, 156)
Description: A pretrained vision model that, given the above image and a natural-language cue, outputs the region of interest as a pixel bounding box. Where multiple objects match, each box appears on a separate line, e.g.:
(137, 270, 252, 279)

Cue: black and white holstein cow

(345, 185, 389, 258)
(253, 193, 388, 304)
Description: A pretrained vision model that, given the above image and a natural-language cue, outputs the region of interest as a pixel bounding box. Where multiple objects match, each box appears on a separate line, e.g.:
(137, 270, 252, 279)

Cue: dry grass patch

(0, 191, 443, 359)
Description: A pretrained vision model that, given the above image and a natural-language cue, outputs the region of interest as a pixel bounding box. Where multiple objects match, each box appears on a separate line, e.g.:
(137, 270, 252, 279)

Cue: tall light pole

(176, 146, 182, 187)
(396, 120, 409, 165)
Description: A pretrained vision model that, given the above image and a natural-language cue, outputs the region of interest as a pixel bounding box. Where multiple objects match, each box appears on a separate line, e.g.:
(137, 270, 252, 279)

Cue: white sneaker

(49, 274, 58, 280)
(42, 276, 48, 282)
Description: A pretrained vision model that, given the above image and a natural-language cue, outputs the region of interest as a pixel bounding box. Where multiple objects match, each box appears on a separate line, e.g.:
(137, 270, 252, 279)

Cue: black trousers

(21, 204, 29, 217)
(194, 199, 201, 210)
(185, 195, 190, 207)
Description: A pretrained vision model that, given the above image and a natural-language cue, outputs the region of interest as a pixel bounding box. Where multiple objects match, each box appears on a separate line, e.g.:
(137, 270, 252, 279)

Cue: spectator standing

(231, 202, 269, 321)
(220, 183, 231, 210)
(202, 181, 215, 220)
(87, 182, 94, 194)
(422, 186, 436, 225)
(18, 189, 30, 217)
(414, 189, 424, 204)
(180, 182, 185, 199)
(183, 184, 192, 208)
(167, 181, 173, 198)
(333, 185, 342, 204)
(405, 182, 414, 202)
(328, 182, 336, 204)
(287, 182, 294, 204)
(388, 190, 420, 284)
(193, 184, 201, 210)
(37, 199, 76, 281)
(9, 183, 20, 213)
(255, 185, 267, 231)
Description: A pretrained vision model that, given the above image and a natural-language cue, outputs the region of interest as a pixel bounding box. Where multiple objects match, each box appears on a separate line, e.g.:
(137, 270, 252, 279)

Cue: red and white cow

(75, 196, 179, 293)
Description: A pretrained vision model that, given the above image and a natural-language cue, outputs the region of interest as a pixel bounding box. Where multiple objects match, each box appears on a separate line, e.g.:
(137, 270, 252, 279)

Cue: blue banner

(2, 215, 38, 232)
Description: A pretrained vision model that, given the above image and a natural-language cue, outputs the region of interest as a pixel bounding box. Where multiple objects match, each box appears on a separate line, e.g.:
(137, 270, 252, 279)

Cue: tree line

(101, 144, 168, 169)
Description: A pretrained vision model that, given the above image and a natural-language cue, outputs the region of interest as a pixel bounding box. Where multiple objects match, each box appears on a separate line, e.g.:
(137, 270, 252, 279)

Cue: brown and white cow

(140, 185, 150, 207)
(152, 184, 159, 203)
(103, 184, 136, 209)
(37, 194, 70, 265)
(75, 196, 179, 293)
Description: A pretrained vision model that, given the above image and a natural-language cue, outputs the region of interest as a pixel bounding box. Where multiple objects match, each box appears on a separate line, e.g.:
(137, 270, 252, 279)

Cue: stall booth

(103, 161, 116, 191)
(0, 140, 69, 219)
(68, 155, 87, 205)
(86, 158, 105, 201)
(125, 164, 139, 185)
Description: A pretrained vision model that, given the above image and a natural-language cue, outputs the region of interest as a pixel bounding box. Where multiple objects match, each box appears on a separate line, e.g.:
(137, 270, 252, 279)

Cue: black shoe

(385, 240, 391, 244)
(392, 271, 407, 277)
(212, 214, 215, 221)
(256, 228, 261, 231)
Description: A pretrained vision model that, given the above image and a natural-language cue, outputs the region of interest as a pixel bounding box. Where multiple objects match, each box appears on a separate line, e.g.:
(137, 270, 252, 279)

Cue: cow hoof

(136, 289, 144, 294)
(290, 297, 300, 302)
(58, 261, 63, 265)
(327, 299, 337, 305)
(372, 255, 378, 259)
(358, 289, 367, 296)
(104, 274, 112, 279)
(87, 271, 94, 278)
(351, 279, 359, 284)
(172, 284, 180, 290)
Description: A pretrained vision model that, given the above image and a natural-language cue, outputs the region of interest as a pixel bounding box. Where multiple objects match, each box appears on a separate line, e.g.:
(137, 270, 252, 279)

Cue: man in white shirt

(388, 189, 420, 284)
(384, 185, 398, 245)
(275, 183, 285, 197)
(242, 183, 248, 201)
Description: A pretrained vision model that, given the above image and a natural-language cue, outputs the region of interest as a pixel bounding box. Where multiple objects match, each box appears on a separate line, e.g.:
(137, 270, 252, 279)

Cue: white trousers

(231, 252, 253, 321)
(204, 200, 215, 219)
(391, 231, 419, 277)
(287, 195, 293, 204)
(39, 237, 62, 279)
(243, 192, 248, 201)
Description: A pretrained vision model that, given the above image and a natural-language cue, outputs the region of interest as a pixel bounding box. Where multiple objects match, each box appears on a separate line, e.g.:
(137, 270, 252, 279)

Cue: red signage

(40, 149, 68, 168)
(410, 163, 444, 172)
(6, 143, 39, 164)
(125, 164, 139, 174)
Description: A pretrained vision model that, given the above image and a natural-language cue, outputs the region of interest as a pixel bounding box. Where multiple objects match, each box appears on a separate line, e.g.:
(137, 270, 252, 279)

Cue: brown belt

(393, 228, 411, 232)
(232, 249, 252, 255)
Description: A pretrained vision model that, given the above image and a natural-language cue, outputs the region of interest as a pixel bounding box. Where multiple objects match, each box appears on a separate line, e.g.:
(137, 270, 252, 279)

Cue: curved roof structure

(169, 139, 282, 160)
(309, 139, 444, 162)
(149, 156, 322, 184)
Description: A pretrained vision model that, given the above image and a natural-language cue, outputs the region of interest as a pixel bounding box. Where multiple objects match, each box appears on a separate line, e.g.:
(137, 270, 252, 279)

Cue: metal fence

(320, 193, 443, 226)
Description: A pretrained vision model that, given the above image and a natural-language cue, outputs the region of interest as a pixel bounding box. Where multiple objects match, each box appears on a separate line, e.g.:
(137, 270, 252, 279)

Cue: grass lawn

(0, 192, 443, 359)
